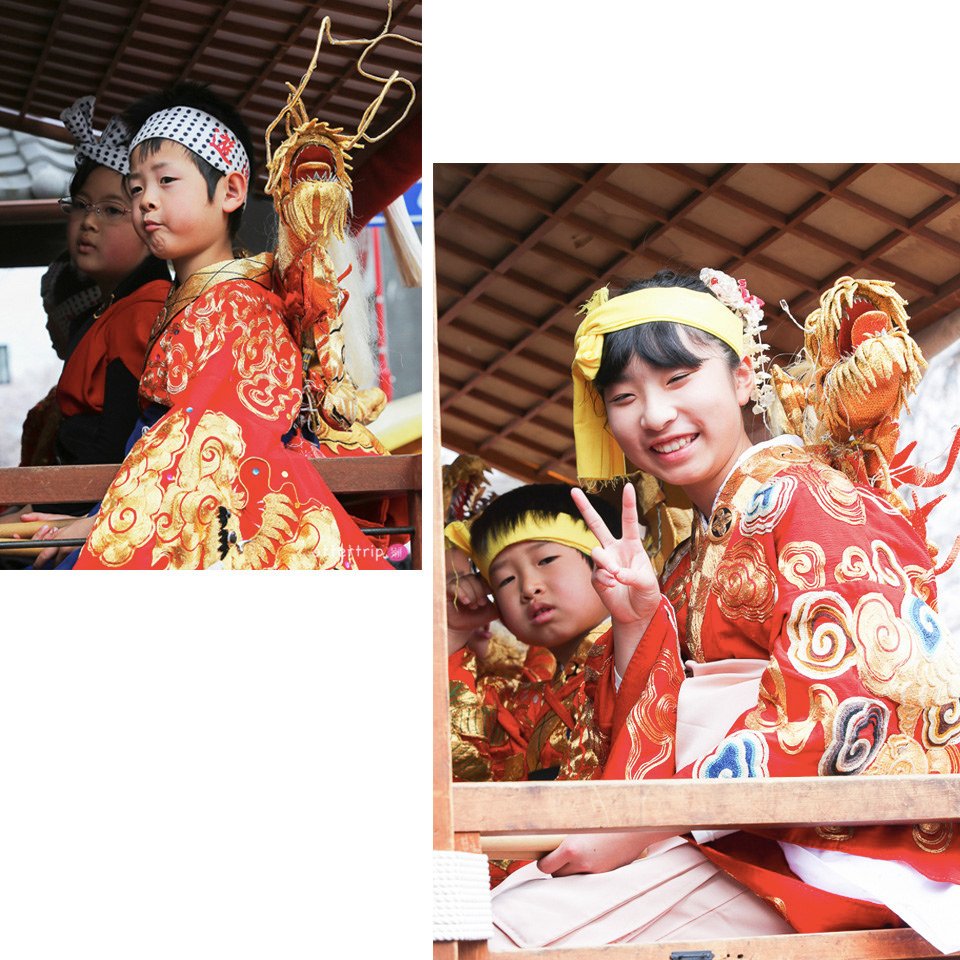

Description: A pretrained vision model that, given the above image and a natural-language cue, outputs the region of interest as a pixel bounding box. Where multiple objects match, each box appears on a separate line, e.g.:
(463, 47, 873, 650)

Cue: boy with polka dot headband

(66, 83, 391, 570)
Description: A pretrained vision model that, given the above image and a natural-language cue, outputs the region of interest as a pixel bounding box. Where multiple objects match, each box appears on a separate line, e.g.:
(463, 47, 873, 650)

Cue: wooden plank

(482, 927, 948, 960)
(0, 455, 421, 503)
(454, 776, 960, 834)
(408, 486, 423, 570)
(434, 304, 458, 960)
(455, 833, 490, 960)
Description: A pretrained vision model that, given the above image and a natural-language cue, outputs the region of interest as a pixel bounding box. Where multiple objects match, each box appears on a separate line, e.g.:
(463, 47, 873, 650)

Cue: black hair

(594, 270, 740, 393)
(68, 156, 102, 198)
(123, 82, 254, 238)
(470, 483, 621, 566)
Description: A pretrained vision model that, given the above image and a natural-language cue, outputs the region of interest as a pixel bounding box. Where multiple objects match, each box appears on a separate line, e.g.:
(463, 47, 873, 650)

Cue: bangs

(595, 322, 728, 391)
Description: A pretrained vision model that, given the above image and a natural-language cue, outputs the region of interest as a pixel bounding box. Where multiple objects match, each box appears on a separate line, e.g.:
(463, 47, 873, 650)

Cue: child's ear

(733, 354, 753, 408)
(220, 172, 247, 213)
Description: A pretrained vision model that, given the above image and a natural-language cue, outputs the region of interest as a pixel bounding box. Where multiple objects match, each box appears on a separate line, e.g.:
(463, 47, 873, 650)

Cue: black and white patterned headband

(60, 96, 131, 175)
(130, 106, 250, 179)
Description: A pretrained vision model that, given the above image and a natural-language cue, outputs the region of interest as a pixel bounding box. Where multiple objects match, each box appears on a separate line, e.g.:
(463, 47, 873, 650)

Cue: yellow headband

(572, 285, 744, 483)
(444, 514, 599, 583)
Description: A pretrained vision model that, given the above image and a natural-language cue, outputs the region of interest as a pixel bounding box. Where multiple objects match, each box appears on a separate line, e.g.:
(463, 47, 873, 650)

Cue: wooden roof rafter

(0, 0, 420, 200)
(17, 1, 69, 122)
(302, 0, 421, 128)
(92, 0, 154, 108)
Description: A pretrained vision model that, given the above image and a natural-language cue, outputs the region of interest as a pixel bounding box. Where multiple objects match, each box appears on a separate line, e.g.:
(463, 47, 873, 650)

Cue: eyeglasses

(58, 198, 130, 222)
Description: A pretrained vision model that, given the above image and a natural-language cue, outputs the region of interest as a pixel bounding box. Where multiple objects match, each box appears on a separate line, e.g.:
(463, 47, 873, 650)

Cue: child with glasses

(12, 96, 170, 525)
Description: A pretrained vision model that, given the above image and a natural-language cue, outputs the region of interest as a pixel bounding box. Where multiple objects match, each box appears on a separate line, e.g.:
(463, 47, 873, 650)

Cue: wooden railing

(438, 746, 960, 959)
(0, 453, 422, 568)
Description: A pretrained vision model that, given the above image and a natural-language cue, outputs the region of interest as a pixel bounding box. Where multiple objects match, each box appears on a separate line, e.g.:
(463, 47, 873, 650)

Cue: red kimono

(74, 256, 390, 570)
(607, 440, 960, 934)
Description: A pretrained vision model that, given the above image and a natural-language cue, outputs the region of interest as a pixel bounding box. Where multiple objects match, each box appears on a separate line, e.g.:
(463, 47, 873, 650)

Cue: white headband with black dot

(130, 106, 250, 179)
(61, 95, 131, 175)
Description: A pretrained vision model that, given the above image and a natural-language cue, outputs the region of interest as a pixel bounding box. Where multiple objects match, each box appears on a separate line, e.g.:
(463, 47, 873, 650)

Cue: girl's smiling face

(601, 330, 754, 515)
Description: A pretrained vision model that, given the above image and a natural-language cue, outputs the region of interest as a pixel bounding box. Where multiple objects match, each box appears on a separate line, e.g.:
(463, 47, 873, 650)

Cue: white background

(6, 1, 960, 956)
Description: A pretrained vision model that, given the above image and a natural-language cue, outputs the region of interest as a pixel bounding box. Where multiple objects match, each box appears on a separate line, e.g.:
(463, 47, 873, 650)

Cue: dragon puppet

(264, 5, 418, 458)
(771, 276, 960, 573)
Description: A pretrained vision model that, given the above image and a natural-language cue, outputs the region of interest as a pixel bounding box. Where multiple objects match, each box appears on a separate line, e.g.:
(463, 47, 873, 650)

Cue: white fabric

(130, 106, 250, 178)
(490, 837, 790, 949)
(676, 657, 767, 844)
(781, 843, 960, 954)
(433, 850, 493, 941)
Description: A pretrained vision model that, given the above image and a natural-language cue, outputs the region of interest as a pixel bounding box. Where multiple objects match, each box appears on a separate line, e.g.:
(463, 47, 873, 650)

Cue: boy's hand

(445, 547, 496, 656)
(23, 512, 95, 569)
(571, 484, 660, 628)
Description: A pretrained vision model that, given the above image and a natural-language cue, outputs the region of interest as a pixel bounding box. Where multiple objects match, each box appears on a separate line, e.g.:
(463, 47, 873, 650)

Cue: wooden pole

(433, 289, 458, 959)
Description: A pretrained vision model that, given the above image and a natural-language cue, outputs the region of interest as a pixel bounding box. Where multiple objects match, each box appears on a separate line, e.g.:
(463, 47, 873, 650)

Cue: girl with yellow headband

(488, 270, 960, 950)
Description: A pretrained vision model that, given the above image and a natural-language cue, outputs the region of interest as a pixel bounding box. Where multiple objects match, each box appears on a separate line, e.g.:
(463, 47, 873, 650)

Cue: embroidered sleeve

(677, 470, 958, 781)
(593, 599, 684, 781)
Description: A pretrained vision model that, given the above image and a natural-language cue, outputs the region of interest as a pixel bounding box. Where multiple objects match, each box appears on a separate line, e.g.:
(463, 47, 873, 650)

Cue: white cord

(433, 850, 492, 941)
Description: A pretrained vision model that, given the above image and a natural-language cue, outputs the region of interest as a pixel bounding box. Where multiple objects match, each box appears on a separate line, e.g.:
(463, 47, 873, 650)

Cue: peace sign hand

(571, 484, 661, 674)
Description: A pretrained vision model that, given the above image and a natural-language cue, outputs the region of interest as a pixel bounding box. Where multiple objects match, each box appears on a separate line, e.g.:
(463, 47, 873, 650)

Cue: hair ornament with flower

(698, 267, 774, 417)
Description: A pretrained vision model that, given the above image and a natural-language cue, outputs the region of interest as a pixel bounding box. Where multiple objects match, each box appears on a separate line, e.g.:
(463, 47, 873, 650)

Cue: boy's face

(127, 140, 235, 279)
(487, 540, 607, 655)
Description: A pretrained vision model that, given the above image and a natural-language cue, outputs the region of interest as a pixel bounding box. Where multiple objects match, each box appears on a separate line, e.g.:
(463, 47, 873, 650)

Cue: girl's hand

(571, 484, 661, 628)
(537, 829, 671, 876)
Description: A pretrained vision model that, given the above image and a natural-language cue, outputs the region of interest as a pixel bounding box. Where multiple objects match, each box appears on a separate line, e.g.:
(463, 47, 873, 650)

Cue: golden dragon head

(803, 276, 926, 439)
(264, 2, 419, 257)
(266, 112, 353, 251)
(443, 454, 494, 522)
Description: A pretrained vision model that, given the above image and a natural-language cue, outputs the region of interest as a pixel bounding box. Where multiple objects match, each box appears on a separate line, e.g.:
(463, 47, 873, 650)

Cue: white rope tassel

(433, 850, 493, 941)
(383, 195, 422, 288)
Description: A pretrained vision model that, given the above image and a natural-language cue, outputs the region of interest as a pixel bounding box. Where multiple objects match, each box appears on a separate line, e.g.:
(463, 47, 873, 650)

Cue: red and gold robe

(608, 440, 960, 934)
(449, 621, 608, 784)
(74, 256, 390, 570)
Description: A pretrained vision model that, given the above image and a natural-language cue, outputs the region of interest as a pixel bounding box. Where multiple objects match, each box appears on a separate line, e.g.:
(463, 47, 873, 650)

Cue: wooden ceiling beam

(769, 163, 960, 260)
(440, 236, 571, 309)
(434, 165, 491, 229)
(439, 373, 572, 443)
(440, 343, 566, 404)
(439, 164, 618, 328)
(902, 271, 960, 326)
(440, 318, 570, 380)
(890, 164, 960, 197)
(172, 0, 239, 85)
(441, 428, 561, 486)
(443, 203, 606, 278)
(237, 1, 327, 112)
(18, 1, 72, 121)
(438, 276, 570, 341)
(445, 407, 560, 462)
(478, 381, 572, 452)
(304, 0, 421, 120)
(93, 1, 155, 109)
